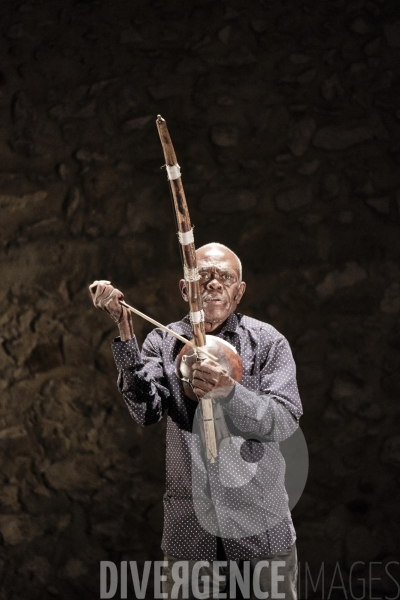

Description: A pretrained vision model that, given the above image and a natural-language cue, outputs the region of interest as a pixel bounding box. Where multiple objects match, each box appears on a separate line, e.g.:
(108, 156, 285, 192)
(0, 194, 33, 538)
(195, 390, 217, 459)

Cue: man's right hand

(89, 280, 134, 341)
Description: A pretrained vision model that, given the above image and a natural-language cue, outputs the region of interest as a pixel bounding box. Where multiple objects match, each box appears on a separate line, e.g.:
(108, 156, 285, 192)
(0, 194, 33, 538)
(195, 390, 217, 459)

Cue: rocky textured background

(0, 0, 399, 598)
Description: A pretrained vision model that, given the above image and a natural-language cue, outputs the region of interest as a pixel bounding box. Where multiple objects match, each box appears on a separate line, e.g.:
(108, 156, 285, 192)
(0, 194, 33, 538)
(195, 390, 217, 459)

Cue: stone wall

(0, 0, 399, 598)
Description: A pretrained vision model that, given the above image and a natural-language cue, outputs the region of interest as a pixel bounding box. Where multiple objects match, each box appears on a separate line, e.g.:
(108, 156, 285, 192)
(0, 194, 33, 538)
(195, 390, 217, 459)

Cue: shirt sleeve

(111, 330, 170, 427)
(220, 335, 302, 442)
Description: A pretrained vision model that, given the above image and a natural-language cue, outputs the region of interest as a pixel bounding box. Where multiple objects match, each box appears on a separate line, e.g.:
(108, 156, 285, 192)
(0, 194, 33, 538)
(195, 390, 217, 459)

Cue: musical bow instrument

(155, 115, 243, 462)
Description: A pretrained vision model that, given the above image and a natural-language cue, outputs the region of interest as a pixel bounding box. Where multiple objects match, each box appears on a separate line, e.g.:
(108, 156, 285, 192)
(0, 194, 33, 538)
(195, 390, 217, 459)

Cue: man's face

(180, 245, 246, 333)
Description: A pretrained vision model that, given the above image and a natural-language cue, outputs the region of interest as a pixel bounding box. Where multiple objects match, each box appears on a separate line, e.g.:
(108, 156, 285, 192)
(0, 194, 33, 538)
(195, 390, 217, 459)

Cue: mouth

(203, 295, 224, 303)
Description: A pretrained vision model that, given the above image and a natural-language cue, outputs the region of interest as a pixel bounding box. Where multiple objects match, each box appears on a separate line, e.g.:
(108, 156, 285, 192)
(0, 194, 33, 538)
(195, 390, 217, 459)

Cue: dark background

(0, 0, 399, 598)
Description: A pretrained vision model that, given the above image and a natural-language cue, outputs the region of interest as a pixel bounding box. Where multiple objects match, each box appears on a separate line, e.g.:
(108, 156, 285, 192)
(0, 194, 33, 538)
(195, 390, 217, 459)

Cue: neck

(204, 317, 229, 335)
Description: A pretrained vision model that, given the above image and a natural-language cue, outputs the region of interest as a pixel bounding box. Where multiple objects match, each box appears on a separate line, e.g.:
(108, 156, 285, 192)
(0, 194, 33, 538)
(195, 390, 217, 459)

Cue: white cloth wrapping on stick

(166, 164, 181, 181)
(177, 229, 195, 245)
(189, 309, 205, 324)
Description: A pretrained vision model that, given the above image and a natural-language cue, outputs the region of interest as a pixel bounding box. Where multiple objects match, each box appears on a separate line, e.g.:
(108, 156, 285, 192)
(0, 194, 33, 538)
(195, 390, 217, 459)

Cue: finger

(89, 279, 111, 293)
(95, 284, 114, 305)
(192, 360, 217, 373)
(104, 289, 125, 319)
(192, 369, 216, 384)
(112, 288, 124, 300)
(192, 371, 210, 384)
(193, 359, 219, 370)
(192, 377, 213, 393)
(193, 387, 206, 399)
(192, 370, 218, 386)
(192, 373, 214, 386)
(96, 280, 111, 286)
(193, 364, 219, 378)
(105, 289, 125, 310)
(92, 284, 116, 311)
(202, 358, 220, 368)
(89, 280, 99, 298)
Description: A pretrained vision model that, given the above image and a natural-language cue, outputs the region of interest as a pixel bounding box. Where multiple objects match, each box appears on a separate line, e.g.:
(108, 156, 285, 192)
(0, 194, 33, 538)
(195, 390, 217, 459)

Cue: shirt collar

(170, 312, 240, 339)
(218, 311, 240, 335)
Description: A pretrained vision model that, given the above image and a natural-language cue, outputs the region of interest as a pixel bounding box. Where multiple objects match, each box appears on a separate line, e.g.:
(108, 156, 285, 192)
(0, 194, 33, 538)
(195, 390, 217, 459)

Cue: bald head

(196, 243, 242, 282)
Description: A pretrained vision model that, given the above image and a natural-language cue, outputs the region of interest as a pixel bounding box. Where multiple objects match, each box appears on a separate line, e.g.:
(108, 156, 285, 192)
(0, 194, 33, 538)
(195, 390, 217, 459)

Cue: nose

(206, 276, 222, 291)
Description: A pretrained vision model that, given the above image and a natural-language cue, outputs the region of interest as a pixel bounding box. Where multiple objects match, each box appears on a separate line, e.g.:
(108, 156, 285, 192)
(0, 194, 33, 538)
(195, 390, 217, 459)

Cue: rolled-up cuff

(224, 382, 302, 423)
(218, 385, 236, 405)
(111, 336, 143, 371)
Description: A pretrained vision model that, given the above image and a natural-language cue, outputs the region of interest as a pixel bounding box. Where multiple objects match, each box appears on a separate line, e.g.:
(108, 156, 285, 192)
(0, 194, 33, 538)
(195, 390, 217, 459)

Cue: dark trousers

(162, 542, 297, 599)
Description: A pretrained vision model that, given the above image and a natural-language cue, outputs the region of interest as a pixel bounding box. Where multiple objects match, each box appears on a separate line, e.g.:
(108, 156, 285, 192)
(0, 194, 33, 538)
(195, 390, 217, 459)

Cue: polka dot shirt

(111, 312, 303, 561)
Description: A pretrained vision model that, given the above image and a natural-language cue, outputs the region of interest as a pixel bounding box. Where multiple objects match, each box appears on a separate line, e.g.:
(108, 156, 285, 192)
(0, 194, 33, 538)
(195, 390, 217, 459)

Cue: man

(90, 242, 303, 599)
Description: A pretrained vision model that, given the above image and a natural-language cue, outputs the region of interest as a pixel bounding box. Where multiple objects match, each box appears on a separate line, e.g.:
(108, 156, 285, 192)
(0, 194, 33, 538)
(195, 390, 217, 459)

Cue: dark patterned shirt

(111, 312, 303, 560)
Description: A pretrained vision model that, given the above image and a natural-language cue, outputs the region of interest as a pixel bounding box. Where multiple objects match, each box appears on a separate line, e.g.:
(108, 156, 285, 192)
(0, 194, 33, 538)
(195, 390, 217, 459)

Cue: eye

(199, 271, 210, 280)
(222, 273, 233, 280)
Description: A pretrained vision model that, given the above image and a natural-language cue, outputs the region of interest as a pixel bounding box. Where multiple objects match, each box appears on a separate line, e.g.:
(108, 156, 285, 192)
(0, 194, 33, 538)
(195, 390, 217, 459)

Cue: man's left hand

(191, 358, 235, 399)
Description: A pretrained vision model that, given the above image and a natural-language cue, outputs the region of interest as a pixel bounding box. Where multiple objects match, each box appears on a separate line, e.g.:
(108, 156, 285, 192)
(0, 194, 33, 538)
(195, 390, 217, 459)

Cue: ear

(235, 281, 246, 304)
(179, 279, 189, 302)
